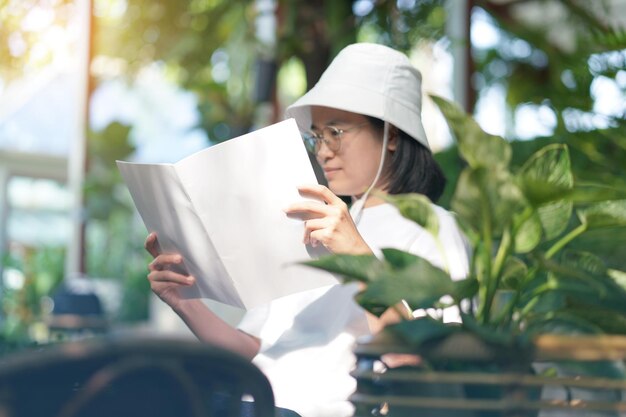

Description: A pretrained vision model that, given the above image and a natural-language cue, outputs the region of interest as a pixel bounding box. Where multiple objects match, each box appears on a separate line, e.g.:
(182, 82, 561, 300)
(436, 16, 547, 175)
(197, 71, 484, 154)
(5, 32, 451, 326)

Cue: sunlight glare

(8, 32, 28, 57)
(592, 76, 626, 117)
(21, 6, 55, 32)
(471, 8, 500, 50)
(515, 104, 556, 140)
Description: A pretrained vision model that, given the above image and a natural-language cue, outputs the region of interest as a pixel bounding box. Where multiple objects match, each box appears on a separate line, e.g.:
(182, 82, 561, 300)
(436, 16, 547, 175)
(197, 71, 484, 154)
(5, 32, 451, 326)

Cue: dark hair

(367, 117, 447, 202)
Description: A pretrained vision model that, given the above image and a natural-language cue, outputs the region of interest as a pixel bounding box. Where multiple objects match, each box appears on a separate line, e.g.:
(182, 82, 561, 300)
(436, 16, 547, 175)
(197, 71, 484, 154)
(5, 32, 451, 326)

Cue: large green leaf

(577, 200, 626, 229)
(356, 256, 454, 313)
(537, 201, 574, 241)
(431, 95, 511, 169)
(517, 144, 573, 205)
(381, 248, 426, 270)
(384, 193, 439, 238)
(301, 254, 383, 283)
(452, 167, 526, 237)
(451, 277, 479, 302)
(517, 144, 574, 240)
(535, 257, 626, 314)
(388, 317, 458, 347)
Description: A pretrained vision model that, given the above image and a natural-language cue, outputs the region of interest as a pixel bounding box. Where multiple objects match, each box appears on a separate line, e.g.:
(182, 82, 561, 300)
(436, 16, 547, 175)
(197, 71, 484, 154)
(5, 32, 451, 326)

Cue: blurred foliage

(475, 0, 625, 122)
(0, 0, 74, 81)
(0, 247, 65, 354)
(93, 0, 261, 140)
(442, 0, 626, 269)
(84, 120, 151, 322)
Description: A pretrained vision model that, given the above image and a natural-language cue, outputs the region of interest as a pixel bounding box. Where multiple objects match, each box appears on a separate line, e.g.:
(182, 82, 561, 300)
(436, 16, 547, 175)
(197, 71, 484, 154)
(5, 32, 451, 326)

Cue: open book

(117, 119, 337, 310)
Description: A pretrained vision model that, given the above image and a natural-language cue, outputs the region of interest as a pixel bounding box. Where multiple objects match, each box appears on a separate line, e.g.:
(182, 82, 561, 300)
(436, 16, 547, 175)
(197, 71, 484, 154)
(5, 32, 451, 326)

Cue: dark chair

(0, 336, 276, 417)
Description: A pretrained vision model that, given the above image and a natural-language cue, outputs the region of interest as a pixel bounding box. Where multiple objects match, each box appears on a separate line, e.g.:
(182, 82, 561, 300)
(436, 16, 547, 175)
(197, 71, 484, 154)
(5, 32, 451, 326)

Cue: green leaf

(517, 145, 574, 240)
(527, 291, 566, 314)
(384, 193, 439, 238)
(569, 183, 626, 203)
(537, 201, 573, 241)
(388, 317, 458, 347)
(524, 311, 602, 336)
(301, 254, 383, 283)
(451, 277, 479, 302)
(564, 306, 626, 335)
(577, 200, 626, 229)
(500, 257, 528, 290)
(381, 248, 428, 270)
(517, 144, 573, 206)
(461, 313, 516, 346)
(356, 256, 454, 313)
(560, 250, 607, 276)
(452, 167, 526, 237)
(513, 210, 542, 253)
(536, 258, 626, 314)
(431, 95, 511, 169)
(491, 290, 515, 318)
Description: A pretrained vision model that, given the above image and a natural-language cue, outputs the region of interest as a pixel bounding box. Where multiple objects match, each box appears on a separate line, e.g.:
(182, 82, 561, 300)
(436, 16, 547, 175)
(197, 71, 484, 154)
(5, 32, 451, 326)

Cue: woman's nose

(316, 139, 335, 162)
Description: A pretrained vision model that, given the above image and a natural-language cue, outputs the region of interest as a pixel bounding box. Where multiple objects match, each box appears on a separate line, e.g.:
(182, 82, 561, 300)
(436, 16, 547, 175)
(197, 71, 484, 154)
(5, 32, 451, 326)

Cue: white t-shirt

(237, 203, 470, 417)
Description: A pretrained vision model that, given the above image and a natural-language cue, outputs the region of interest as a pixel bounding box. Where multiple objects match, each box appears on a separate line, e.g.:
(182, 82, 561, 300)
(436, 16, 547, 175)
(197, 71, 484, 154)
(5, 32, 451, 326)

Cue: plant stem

(477, 196, 493, 324)
(485, 227, 512, 324)
(491, 227, 512, 283)
(518, 283, 553, 317)
(545, 223, 587, 259)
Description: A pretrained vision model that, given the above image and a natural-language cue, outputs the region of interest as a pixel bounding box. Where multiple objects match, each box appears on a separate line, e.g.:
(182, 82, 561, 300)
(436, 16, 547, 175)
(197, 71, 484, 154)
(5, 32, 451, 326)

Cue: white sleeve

(407, 206, 471, 281)
(237, 304, 269, 339)
(436, 209, 471, 280)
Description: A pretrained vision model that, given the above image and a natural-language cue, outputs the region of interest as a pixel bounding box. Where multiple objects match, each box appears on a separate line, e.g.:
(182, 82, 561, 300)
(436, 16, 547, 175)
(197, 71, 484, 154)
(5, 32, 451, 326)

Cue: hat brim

(285, 82, 428, 149)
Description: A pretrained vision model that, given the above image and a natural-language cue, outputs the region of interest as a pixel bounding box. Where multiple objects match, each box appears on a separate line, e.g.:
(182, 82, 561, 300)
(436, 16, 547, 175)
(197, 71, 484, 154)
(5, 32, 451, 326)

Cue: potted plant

(304, 96, 626, 416)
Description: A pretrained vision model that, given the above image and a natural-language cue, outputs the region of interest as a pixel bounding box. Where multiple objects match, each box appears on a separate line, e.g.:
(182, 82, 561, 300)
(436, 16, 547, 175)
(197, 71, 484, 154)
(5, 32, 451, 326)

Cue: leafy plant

(304, 96, 626, 354)
(0, 246, 65, 355)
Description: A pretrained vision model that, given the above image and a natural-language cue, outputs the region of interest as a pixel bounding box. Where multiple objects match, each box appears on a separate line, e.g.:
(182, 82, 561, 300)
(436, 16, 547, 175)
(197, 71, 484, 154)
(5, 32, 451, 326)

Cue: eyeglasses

(301, 122, 369, 154)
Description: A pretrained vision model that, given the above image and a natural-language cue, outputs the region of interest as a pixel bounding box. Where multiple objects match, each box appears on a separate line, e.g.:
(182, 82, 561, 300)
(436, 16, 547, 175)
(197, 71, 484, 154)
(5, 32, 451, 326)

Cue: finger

(309, 228, 331, 249)
(148, 269, 195, 286)
(284, 201, 333, 220)
(302, 218, 331, 245)
(297, 184, 344, 206)
(144, 232, 161, 258)
(149, 253, 184, 271)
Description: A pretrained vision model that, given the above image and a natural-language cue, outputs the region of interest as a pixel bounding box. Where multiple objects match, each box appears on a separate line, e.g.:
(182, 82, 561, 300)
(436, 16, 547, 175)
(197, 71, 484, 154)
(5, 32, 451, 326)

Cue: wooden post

(65, 0, 93, 278)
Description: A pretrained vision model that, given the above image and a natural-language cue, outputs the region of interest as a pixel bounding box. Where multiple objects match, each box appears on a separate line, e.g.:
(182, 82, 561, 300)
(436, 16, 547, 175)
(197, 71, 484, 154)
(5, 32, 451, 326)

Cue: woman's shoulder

(373, 201, 462, 234)
(431, 204, 463, 231)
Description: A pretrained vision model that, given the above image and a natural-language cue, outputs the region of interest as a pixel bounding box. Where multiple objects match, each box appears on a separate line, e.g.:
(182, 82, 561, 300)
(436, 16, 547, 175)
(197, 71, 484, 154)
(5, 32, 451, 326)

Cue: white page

(118, 119, 337, 309)
(116, 162, 240, 306)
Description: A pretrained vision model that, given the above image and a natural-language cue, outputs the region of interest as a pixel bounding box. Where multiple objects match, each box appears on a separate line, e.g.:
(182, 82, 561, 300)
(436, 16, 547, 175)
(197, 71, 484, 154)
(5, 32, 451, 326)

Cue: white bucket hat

(285, 42, 429, 149)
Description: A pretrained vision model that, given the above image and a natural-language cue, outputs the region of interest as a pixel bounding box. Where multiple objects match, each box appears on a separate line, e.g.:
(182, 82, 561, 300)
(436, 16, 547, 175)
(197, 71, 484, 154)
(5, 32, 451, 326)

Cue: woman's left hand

(284, 184, 372, 255)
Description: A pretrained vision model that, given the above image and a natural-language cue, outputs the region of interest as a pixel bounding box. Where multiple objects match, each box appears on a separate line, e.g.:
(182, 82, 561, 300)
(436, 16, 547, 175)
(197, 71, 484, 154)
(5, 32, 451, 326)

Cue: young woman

(145, 43, 469, 417)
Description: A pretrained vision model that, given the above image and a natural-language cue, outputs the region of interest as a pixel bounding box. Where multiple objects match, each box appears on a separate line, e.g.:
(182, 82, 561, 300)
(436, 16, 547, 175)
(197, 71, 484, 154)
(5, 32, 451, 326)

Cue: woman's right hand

(145, 232, 196, 310)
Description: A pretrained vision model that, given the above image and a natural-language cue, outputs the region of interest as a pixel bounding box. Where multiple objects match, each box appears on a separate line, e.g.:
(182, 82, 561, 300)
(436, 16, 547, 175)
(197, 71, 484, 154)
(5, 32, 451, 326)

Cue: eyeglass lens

(303, 126, 341, 154)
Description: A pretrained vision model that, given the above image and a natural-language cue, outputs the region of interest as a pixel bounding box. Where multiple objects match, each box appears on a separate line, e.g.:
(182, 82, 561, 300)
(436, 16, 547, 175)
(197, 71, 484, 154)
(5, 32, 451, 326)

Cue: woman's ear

(387, 126, 399, 152)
